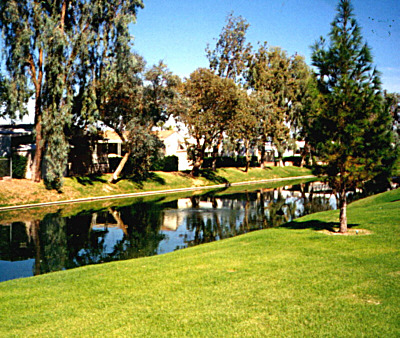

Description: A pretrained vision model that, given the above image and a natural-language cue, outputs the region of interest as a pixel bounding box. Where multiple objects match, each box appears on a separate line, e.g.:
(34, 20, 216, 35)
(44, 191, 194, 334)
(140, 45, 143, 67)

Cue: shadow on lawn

(74, 174, 108, 186)
(125, 172, 166, 189)
(199, 169, 228, 184)
(282, 220, 359, 231)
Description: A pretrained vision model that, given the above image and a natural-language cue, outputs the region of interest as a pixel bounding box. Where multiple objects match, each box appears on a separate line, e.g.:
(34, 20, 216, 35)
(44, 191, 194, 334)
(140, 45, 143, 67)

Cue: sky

(131, 0, 400, 92)
(2, 0, 399, 124)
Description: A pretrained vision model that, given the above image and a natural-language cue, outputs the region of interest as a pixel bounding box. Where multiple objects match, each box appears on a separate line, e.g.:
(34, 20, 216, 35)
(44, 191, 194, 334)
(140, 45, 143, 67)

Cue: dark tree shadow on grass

(122, 172, 167, 189)
(124, 172, 166, 189)
(146, 172, 166, 185)
(74, 174, 108, 186)
(282, 220, 360, 231)
(199, 169, 228, 184)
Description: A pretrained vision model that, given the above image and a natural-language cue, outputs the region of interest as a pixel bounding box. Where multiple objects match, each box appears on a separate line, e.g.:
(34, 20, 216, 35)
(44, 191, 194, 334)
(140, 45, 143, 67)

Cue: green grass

(0, 166, 312, 207)
(1, 188, 399, 336)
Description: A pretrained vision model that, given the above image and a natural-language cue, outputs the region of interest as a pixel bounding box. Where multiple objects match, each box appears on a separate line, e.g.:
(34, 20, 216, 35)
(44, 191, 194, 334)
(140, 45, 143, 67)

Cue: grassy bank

(0, 188, 399, 336)
(0, 177, 313, 224)
(0, 166, 312, 207)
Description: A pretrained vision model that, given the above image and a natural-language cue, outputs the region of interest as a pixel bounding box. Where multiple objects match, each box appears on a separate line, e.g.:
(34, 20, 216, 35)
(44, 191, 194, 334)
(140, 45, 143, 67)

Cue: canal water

(0, 180, 336, 282)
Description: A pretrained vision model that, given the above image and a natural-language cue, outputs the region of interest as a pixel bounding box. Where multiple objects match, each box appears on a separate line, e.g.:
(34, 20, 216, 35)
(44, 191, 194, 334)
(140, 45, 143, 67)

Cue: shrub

(151, 155, 178, 172)
(12, 154, 28, 179)
(163, 155, 178, 172)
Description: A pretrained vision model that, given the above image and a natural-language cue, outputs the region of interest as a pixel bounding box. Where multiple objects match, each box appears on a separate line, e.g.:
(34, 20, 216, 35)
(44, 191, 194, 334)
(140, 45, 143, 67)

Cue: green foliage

(309, 0, 396, 230)
(247, 45, 311, 164)
(11, 154, 28, 179)
(180, 68, 242, 175)
(202, 156, 259, 169)
(384, 91, 400, 144)
(123, 122, 165, 181)
(98, 58, 181, 181)
(0, 0, 144, 187)
(0, 157, 9, 177)
(206, 13, 252, 84)
(151, 155, 179, 172)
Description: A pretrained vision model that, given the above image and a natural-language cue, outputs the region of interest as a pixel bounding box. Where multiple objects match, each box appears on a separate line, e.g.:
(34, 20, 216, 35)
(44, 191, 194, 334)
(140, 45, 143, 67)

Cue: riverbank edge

(0, 175, 315, 212)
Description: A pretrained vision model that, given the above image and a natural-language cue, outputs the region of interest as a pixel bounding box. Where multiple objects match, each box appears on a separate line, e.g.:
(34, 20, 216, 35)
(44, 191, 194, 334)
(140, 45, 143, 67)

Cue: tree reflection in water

(181, 183, 334, 248)
(0, 181, 335, 281)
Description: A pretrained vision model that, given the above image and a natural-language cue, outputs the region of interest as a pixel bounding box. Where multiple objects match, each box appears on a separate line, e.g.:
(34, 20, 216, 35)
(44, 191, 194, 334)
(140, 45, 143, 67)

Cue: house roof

(102, 129, 178, 142)
(0, 124, 34, 136)
(157, 130, 176, 140)
(103, 130, 126, 141)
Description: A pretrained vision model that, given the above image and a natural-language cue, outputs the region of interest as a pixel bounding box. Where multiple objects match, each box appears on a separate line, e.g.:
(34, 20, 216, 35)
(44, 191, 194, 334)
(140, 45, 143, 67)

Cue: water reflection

(0, 181, 335, 282)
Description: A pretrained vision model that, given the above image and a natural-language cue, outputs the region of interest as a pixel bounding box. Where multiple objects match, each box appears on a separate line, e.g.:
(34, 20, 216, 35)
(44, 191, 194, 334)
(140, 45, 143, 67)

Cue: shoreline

(0, 175, 315, 212)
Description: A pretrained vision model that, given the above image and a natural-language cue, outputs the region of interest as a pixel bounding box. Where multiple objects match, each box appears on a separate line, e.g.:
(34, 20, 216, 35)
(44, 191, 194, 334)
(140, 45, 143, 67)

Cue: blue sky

(131, 0, 400, 92)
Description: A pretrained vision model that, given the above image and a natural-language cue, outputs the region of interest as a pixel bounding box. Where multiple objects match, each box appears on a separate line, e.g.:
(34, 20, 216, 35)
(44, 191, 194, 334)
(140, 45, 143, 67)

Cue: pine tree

(309, 0, 395, 233)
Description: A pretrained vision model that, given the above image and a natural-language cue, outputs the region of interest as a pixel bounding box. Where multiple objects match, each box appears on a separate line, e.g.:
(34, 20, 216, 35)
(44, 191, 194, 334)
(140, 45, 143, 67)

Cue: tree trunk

(276, 150, 284, 167)
(32, 101, 43, 183)
(211, 134, 223, 172)
(190, 144, 205, 177)
(31, 49, 44, 183)
(300, 142, 309, 168)
(190, 158, 202, 177)
(260, 143, 266, 169)
(109, 150, 131, 183)
(244, 139, 250, 173)
(338, 190, 348, 233)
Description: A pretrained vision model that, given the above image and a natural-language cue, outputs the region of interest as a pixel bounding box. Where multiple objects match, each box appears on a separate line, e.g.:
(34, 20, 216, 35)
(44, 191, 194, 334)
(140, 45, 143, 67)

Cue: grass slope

(0, 166, 312, 207)
(0, 188, 399, 337)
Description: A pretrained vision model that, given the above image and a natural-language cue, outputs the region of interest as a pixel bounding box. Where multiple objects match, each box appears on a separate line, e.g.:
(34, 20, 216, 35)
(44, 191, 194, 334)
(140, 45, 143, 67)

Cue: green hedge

(151, 155, 178, 172)
(12, 154, 28, 179)
(0, 157, 9, 177)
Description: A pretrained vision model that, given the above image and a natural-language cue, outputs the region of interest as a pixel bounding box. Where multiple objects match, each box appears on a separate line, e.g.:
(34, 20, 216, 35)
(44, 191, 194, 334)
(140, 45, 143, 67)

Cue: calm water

(0, 180, 336, 282)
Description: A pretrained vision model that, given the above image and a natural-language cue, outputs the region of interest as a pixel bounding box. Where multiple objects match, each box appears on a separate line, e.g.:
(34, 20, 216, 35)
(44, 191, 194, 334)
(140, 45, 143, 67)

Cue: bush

(12, 154, 28, 179)
(0, 157, 9, 177)
(163, 156, 178, 172)
(151, 155, 178, 172)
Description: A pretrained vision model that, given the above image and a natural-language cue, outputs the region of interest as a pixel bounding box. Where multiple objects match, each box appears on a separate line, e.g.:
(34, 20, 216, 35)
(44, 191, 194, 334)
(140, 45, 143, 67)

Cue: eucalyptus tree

(384, 91, 400, 141)
(98, 59, 181, 183)
(231, 91, 260, 172)
(179, 68, 242, 176)
(206, 13, 253, 170)
(309, 0, 395, 233)
(206, 12, 252, 84)
(0, 0, 143, 190)
(246, 44, 312, 167)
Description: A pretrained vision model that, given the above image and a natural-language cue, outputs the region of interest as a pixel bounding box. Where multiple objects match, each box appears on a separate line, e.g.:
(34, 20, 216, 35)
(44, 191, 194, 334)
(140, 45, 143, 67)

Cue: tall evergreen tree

(0, 0, 144, 189)
(309, 0, 395, 233)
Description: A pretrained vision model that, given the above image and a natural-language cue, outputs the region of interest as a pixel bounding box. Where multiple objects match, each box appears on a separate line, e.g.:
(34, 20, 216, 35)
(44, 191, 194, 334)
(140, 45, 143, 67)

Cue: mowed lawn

(0, 188, 399, 337)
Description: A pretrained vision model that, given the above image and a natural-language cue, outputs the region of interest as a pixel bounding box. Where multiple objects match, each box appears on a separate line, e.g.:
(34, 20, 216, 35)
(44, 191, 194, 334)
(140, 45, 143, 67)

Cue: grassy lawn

(0, 166, 312, 207)
(0, 188, 399, 336)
